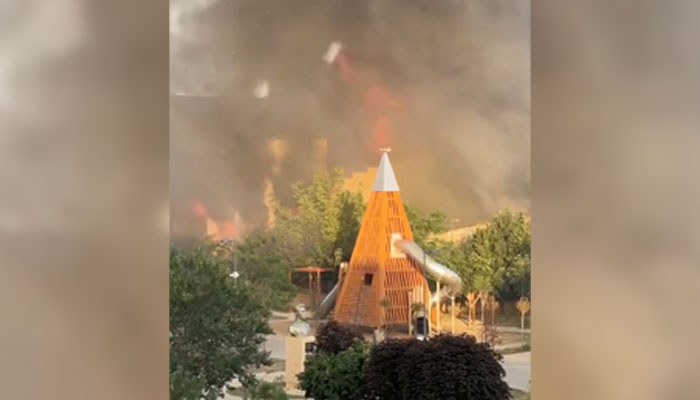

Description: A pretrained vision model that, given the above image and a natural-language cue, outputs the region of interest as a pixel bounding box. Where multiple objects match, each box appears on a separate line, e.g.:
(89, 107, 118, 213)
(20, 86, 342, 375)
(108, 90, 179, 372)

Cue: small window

(364, 273, 374, 286)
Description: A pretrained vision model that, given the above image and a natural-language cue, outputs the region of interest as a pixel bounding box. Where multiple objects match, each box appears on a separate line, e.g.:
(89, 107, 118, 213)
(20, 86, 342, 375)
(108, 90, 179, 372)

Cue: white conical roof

(372, 152, 400, 192)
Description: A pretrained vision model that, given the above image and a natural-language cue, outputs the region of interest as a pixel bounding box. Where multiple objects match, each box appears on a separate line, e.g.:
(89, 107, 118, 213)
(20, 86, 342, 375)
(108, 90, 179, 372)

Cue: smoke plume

(170, 0, 530, 241)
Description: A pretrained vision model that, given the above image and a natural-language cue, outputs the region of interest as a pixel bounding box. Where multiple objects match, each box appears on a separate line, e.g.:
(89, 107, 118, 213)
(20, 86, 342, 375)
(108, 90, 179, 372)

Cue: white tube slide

(314, 282, 339, 319)
(394, 240, 463, 304)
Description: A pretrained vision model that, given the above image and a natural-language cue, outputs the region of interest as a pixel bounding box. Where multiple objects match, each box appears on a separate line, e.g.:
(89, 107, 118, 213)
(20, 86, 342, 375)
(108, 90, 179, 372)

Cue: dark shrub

(362, 334, 511, 400)
(314, 320, 364, 355)
(298, 341, 369, 400)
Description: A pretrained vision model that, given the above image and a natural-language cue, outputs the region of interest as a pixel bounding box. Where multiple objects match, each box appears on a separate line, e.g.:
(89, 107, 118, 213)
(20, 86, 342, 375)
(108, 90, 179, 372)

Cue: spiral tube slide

(394, 240, 463, 303)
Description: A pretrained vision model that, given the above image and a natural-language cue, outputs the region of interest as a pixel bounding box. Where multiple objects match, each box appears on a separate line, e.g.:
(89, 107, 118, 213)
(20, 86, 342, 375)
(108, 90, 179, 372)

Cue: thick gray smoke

(170, 0, 530, 240)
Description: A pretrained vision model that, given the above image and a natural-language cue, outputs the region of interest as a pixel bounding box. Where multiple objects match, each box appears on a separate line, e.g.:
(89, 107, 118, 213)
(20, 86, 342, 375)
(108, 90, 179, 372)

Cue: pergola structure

(292, 266, 334, 307)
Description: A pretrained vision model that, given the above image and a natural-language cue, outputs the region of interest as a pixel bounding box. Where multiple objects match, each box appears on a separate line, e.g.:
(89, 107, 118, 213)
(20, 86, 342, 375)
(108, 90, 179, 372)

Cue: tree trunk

(479, 291, 487, 323)
(466, 292, 479, 324)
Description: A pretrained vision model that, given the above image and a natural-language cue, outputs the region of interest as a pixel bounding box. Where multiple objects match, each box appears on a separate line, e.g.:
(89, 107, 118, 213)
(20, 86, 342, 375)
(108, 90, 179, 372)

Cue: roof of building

(371, 152, 400, 192)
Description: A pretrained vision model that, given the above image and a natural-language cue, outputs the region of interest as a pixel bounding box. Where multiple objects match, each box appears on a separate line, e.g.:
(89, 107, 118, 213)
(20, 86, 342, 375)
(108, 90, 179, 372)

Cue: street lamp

(221, 239, 240, 284)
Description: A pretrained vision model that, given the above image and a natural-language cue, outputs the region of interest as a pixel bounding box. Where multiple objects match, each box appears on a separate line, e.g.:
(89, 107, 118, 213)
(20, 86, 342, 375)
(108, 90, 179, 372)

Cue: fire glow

(192, 201, 238, 241)
(326, 42, 405, 150)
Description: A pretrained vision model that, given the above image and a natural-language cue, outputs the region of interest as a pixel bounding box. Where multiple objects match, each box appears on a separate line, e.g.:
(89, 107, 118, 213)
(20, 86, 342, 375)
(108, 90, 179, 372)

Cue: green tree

(170, 365, 207, 400)
(234, 231, 297, 310)
(404, 204, 447, 249)
(170, 245, 272, 400)
(334, 190, 365, 260)
(460, 209, 531, 298)
(298, 341, 370, 400)
(273, 168, 364, 268)
(244, 381, 289, 400)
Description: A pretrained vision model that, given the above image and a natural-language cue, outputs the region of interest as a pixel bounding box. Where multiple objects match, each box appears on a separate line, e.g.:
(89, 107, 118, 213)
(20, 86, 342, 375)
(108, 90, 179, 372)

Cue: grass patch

(510, 388, 531, 400)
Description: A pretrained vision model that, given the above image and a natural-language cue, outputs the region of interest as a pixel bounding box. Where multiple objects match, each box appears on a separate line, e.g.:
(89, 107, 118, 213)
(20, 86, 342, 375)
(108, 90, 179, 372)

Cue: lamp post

(222, 239, 240, 285)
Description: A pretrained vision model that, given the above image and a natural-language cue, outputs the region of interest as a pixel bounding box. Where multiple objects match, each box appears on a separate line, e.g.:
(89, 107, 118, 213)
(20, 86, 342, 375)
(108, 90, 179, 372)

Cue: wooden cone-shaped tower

(334, 152, 430, 328)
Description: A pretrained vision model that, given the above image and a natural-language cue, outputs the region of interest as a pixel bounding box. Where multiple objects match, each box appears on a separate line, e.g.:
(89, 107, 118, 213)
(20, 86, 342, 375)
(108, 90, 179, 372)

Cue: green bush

(298, 341, 369, 400)
(361, 334, 511, 400)
(245, 381, 289, 400)
(314, 320, 364, 355)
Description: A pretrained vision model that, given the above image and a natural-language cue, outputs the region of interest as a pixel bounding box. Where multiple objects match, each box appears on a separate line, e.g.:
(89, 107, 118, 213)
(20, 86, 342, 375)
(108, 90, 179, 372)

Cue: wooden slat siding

(334, 190, 430, 328)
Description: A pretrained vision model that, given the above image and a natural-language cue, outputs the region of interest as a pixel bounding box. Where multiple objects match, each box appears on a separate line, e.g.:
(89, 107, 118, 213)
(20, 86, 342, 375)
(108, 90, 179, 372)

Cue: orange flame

(219, 222, 237, 239)
(193, 202, 207, 217)
(192, 200, 238, 241)
(263, 178, 276, 229)
(331, 48, 404, 150)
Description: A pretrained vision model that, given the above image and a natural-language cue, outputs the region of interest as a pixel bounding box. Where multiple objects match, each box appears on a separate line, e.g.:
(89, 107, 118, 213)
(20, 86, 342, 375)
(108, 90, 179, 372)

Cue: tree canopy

(234, 231, 297, 310)
(450, 209, 531, 297)
(272, 168, 364, 268)
(403, 204, 448, 248)
(298, 341, 370, 400)
(170, 245, 272, 400)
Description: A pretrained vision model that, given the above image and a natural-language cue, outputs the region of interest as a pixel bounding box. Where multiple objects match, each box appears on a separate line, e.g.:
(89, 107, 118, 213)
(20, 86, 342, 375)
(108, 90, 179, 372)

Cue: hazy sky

(170, 0, 530, 239)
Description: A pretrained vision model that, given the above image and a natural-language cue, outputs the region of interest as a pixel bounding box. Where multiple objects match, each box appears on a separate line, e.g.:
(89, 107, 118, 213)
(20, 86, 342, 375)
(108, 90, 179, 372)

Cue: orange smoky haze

(192, 202, 207, 218)
(267, 138, 290, 176)
(170, 0, 530, 242)
(331, 48, 405, 150)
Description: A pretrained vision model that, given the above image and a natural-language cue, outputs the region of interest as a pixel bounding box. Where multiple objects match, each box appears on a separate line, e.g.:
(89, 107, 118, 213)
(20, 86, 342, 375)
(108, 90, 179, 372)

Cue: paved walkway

(501, 351, 531, 392)
(262, 334, 286, 360)
(497, 326, 531, 334)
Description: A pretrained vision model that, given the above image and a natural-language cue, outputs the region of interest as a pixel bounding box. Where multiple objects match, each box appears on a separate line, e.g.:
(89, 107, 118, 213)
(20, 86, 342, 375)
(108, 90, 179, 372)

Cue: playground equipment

(315, 152, 462, 336)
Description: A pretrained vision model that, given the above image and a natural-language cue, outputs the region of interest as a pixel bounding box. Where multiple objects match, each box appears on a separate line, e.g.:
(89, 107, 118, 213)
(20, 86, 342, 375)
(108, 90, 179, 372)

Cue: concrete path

(501, 351, 531, 392)
(497, 326, 531, 334)
(262, 334, 286, 360)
